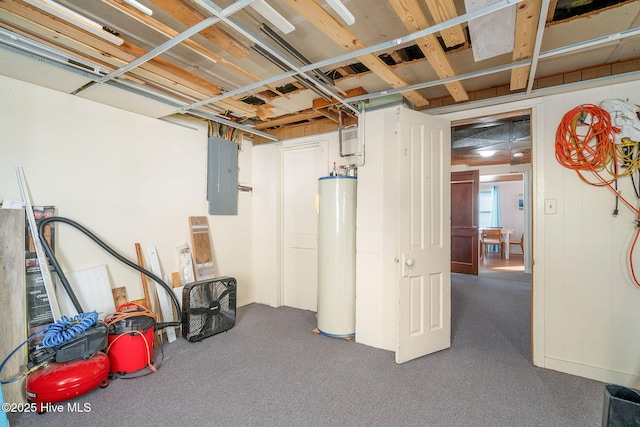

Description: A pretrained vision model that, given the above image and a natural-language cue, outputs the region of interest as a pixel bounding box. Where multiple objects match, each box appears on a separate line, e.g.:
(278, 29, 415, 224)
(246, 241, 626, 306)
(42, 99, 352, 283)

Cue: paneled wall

(445, 79, 640, 386)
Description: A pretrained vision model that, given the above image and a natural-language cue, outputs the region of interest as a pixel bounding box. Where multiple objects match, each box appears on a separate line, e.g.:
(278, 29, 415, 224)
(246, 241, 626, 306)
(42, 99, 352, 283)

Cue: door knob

(405, 258, 414, 266)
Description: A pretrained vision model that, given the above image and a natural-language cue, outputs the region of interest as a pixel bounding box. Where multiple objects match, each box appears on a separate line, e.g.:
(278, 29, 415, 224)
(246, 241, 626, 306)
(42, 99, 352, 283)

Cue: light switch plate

(545, 199, 557, 214)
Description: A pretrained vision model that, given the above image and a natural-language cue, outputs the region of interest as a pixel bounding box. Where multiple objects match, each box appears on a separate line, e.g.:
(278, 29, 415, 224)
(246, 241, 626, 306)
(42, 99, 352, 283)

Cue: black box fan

(182, 277, 237, 342)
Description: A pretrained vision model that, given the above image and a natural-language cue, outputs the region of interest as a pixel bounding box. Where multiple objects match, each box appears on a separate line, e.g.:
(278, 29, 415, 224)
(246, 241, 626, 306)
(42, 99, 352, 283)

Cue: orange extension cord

(555, 104, 640, 287)
(104, 302, 157, 372)
(555, 104, 618, 185)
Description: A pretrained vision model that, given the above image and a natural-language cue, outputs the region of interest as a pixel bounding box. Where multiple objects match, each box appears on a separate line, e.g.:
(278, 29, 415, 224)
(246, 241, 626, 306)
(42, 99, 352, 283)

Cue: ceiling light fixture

(23, 0, 124, 45)
(250, 0, 295, 34)
(123, 0, 153, 16)
(326, 0, 355, 25)
(479, 150, 496, 158)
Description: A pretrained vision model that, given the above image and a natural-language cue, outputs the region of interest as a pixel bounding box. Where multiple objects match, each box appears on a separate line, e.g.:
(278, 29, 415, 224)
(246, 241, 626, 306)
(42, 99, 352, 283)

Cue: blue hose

(41, 311, 98, 348)
(0, 311, 98, 384)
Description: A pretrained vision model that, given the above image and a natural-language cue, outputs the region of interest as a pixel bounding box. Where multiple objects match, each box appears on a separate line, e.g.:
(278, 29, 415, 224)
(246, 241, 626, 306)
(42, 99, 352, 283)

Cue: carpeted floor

(8, 271, 606, 426)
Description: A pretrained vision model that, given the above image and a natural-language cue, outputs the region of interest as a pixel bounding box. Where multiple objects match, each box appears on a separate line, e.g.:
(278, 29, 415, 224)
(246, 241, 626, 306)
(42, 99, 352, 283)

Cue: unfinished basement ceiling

(0, 0, 638, 142)
(452, 110, 531, 166)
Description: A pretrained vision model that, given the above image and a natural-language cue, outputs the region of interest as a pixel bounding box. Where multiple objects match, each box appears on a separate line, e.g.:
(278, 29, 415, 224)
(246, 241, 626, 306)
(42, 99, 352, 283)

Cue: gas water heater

(317, 175, 357, 338)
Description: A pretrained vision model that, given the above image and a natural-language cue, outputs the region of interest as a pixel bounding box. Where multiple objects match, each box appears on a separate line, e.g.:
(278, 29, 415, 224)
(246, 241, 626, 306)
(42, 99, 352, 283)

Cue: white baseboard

(544, 357, 640, 389)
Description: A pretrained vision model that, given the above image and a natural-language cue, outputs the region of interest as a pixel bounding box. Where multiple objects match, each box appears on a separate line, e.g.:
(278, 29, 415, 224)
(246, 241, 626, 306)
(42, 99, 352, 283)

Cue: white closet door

(282, 143, 326, 311)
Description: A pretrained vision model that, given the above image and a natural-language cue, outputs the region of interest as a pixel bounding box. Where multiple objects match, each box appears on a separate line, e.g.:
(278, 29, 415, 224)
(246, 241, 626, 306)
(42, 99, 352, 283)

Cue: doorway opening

(478, 173, 526, 273)
(450, 108, 534, 362)
(451, 109, 532, 275)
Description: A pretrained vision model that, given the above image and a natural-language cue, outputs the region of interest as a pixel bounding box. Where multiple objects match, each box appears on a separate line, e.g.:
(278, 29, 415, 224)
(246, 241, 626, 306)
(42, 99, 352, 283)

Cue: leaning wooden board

(0, 209, 27, 404)
(135, 243, 153, 311)
(189, 216, 215, 280)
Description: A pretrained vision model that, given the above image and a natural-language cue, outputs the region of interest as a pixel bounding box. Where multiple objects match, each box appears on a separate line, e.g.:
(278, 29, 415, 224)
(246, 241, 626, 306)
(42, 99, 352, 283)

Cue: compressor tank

(26, 352, 109, 412)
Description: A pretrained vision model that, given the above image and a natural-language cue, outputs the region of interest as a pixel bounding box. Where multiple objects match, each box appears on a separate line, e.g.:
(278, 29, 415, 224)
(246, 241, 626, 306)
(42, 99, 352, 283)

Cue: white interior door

(396, 108, 452, 364)
(282, 143, 326, 311)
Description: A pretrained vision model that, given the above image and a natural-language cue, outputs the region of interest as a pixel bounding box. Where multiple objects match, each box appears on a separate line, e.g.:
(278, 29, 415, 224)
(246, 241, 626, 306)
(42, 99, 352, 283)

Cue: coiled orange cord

(555, 104, 618, 185)
(555, 104, 640, 287)
(104, 302, 157, 325)
(104, 302, 158, 372)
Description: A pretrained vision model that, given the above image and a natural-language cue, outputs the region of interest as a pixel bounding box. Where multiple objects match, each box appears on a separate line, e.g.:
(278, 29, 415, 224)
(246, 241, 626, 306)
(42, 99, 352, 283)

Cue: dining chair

(480, 228, 504, 258)
(510, 233, 524, 254)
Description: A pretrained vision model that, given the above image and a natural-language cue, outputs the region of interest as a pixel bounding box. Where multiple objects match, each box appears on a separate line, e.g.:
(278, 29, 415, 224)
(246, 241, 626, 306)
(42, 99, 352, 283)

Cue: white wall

(0, 76, 254, 310)
(538, 80, 640, 387)
(444, 79, 640, 387)
(251, 141, 280, 307)
(354, 106, 399, 351)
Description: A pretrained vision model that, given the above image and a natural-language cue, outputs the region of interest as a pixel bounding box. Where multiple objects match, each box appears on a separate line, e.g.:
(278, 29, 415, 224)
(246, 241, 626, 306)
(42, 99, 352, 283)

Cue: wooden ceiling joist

(283, 0, 430, 107)
(389, 48, 410, 64)
(337, 65, 357, 76)
(1, 0, 256, 117)
(255, 104, 274, 120)
(253, 118, 342, 144)
(546, 0, 558, 23)
(311, 87, 364, 123)
(423, 0, 466, 47)
(1, 2, 209, 96)
(148, 0, 249, 59)
(253, 108, 324, 130)
(314, 107, 340, 124)
(510, 0, 543, 90)
(311, 87, 367, 125)
(311, 87, 368, 110)
(105, 0, 257, 83)
(105, 0, 276, 112)
(388, 0, 469, 103)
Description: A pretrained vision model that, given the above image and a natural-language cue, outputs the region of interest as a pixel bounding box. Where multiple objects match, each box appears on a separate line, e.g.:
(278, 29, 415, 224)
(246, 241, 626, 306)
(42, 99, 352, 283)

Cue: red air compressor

(26, 352, 110, 412)
(23, 313, 111, 412)
(105, 303, 157, 375)
(19, 216, 181, 410)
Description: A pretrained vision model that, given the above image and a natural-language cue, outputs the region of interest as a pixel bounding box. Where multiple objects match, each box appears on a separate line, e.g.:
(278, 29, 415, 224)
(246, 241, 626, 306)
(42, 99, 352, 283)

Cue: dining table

(480, 228, 515, 260)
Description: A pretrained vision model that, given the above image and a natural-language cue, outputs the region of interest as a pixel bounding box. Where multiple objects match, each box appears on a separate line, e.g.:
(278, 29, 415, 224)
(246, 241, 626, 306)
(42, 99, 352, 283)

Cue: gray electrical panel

(207, 136, 238, 215)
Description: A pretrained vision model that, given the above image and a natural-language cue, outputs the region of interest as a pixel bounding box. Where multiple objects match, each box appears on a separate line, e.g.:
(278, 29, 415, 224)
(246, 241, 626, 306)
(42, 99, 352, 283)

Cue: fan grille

(182, 277, 237, 342)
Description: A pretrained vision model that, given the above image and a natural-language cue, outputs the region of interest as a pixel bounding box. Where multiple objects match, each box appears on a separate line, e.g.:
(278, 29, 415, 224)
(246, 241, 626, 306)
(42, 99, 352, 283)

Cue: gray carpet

(9, 271, 606, 426)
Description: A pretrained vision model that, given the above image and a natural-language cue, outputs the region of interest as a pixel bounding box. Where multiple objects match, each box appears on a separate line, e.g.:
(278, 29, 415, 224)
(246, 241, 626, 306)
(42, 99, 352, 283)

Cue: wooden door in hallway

(451, 170, 479, 275)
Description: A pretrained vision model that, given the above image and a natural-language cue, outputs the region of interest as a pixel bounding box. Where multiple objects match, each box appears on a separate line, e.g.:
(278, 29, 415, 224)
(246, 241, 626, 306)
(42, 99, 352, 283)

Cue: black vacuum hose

(37, 216, 181, 329)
